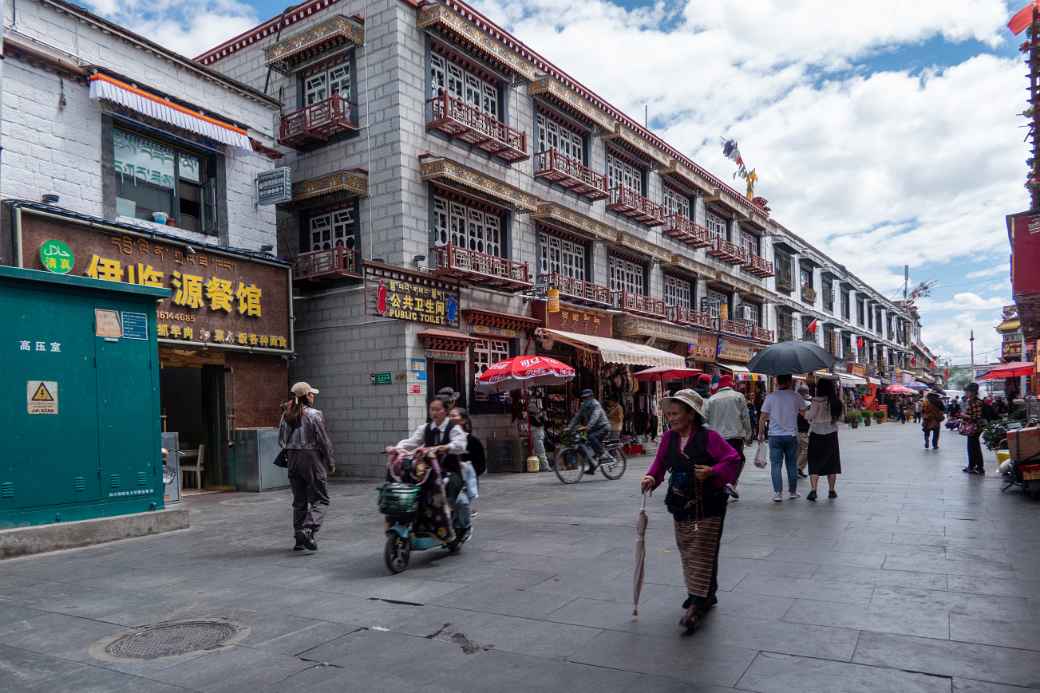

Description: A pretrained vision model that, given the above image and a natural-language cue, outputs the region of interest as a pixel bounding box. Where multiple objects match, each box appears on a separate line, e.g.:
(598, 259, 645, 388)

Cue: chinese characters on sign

(533, 302, 612, 338)
(39, 239, 74, 274)
(368, 266, 460, 327)
(17, 340, 62, 353)
(716, 338, 757, 364)
(22, 214, 292, 353)
(688, 333, 719, 362)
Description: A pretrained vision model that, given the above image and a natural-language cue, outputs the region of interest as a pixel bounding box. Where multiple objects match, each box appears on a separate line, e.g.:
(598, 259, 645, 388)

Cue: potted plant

(873, 410, 884, 424)
(845, 410, 860, 429)
(863, 410, 873, 426)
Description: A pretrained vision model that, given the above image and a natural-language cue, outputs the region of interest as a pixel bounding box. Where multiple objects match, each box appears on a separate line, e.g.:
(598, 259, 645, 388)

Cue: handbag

(753, 441, 768, 468)
(273, 449, 289, 468)
(958, 419, 978, 437)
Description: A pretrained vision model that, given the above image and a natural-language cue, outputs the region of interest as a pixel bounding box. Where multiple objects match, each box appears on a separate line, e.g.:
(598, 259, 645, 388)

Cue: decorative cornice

(602, 122, 669, 167)
(614, 231, 672, 263)
(419, 156, 540, 212)
(531, 203, 617, 243)
(616, 315, 707, 343)
(663, 253, 718, 280)
(196, 0, 344, 64)
(265, 15, 364, 73)
(418, 3, 538, 80)
(292, 169, 368, 202)
(528, 77, 611, 128)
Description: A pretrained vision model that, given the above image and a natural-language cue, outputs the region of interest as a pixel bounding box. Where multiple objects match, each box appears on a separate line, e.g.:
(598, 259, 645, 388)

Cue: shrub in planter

(846, 410, 861, 428)
(863, 412, 873, 426)
(873, 410, 885, 423)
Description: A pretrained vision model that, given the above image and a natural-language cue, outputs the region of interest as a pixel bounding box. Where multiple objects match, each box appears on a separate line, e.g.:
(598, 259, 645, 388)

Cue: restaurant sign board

(688, 333, 718, 362)
(716, 337, 757, 364)
(532, 301, 612, 337)
(18, 211, 292, 353)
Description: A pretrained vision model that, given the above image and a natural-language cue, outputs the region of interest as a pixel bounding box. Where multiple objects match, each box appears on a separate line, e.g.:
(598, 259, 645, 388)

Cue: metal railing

(543, 272, 613, 306)
(433, 244, 530, 285)
(664, 214, 711, 247)
(279, 95, 356, 146)
(426, 91, 527, 161)
(293, 247, 361, 281)
(533, 149, 608, 198)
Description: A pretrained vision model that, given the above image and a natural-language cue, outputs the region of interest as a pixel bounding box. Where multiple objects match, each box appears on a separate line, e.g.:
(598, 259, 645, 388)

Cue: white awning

(868, 377, 882, 385)
(542, 329, 685, 368)
(89, 73, 253, 150)
(719, 363, 749, 373)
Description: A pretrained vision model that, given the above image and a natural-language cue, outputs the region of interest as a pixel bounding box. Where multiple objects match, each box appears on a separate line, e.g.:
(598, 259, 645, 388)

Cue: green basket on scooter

(377, 482, 421, 516)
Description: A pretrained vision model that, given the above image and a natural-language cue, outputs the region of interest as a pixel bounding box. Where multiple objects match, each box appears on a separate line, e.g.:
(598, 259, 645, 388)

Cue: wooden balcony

(279, 96, 357, 148)
(607, 186, 665, 227)
(671, 305, 717, 331)
(293, 247, 362, 284)
(663, 214, 711, 248)
(707, 237, 745, 265)
(741, 253, 774, 277)
(776, 275, 794, 293)
(752, 325, 775, 343)
(543, 272, 613, 307)
(617, 293, 667, 320)
(801, 285, 817, 304)
(432, 244, 531, 291)
(720, 319, 754, 339)
(426, 91, 528, 163)
(533, 149, 608, 200)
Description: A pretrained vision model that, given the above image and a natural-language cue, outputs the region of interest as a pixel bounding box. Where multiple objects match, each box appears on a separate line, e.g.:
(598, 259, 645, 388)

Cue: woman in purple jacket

(641, 389, 741, 633)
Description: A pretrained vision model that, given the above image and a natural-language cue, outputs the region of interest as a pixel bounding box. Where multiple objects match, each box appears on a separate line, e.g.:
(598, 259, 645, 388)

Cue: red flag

(857, 336, 865, 350)
(1009, 1, 1038, 35)
(807, 319, 818, 334)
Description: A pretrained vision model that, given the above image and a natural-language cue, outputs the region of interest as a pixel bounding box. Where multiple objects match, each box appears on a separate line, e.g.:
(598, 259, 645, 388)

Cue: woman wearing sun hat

(640, 389, 742, 633)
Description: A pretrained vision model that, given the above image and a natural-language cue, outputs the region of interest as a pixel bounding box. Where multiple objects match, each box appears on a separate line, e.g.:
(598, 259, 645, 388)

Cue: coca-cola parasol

(476, 355, 576, 393)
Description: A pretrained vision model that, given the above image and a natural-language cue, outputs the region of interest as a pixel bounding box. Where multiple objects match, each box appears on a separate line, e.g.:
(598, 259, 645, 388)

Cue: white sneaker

(772, 492, 783, 502)
(789, 491, 800, 499)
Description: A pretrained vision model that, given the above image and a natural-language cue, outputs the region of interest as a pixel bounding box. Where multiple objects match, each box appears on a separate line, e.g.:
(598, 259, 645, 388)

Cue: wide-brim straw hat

(663, 388, 707, 418)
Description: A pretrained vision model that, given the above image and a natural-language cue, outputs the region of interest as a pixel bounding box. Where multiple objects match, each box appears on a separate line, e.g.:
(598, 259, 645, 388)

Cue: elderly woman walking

(641, 389, 741, 634)
(922, 392, 945, 449)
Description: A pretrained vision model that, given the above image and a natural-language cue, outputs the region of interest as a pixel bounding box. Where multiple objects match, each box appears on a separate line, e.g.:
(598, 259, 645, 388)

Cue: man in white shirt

(758, 374, 810, 502)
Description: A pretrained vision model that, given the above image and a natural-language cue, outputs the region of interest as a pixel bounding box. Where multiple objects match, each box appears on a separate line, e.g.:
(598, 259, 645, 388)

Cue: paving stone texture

(1, 422, 1038, 692)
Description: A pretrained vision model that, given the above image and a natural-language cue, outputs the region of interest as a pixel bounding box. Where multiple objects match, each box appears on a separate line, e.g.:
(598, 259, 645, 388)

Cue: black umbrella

(747, 340, 836, 375)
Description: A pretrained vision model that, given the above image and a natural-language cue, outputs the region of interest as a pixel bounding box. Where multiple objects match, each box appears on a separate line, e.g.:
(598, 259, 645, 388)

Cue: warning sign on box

(27, 380, 58, 415)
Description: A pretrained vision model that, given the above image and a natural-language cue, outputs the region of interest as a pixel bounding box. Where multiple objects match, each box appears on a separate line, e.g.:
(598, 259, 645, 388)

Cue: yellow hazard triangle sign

(31, 382, 54, 402)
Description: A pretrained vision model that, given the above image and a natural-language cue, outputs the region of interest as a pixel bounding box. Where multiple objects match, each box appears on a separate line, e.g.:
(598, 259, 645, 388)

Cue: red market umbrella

(633, 366, 702, 382)
(885, 384, 915, 395)
(978, 362, 1035, 381)
(475, 355, 576, 394)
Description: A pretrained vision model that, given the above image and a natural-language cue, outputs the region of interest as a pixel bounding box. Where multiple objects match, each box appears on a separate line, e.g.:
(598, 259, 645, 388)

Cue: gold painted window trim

(292, 169, 368, 203)
(265, 15, 365, 74)
(531, 203, 617, 243)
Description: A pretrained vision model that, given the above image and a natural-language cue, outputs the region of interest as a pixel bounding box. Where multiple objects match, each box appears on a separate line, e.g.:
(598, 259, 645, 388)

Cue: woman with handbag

(961, 383, 985, 475)
(278, 382, 335, 552)
(640, 389, 741, 634)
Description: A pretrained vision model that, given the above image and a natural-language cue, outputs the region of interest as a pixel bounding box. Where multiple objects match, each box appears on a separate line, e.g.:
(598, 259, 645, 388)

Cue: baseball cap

(291, 382, 319, 397)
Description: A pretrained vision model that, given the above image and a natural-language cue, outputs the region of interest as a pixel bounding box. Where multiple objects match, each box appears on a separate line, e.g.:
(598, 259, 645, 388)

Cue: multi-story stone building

(1, 0, 293, 489)
(198, 0, 924, 477)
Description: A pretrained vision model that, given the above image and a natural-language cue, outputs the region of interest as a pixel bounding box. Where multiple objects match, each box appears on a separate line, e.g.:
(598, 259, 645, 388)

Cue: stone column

(649, 260, 664, 299)
(848, 288, 857, 328)
(695, 277, 709, 312)
(833, 327, 842, 360)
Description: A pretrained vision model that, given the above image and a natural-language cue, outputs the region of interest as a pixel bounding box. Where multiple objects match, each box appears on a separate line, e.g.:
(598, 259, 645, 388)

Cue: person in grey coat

(567, 389, 610, 468)
(279, 382, 335, 552)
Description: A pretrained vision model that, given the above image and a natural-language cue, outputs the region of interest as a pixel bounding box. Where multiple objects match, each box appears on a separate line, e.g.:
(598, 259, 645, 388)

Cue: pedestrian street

(1, 421, 1038, 692)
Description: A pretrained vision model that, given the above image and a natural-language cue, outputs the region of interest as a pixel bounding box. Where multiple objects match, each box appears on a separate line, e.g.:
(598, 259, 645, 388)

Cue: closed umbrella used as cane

(633, 492, 648, 617)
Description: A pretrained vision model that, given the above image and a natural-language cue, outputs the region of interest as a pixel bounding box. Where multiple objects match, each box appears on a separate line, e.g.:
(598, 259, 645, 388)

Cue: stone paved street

(1, 422, 1039, 692)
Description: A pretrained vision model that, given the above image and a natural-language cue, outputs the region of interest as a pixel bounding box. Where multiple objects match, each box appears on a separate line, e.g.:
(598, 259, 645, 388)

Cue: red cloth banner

(1009, 1, 1038, 36)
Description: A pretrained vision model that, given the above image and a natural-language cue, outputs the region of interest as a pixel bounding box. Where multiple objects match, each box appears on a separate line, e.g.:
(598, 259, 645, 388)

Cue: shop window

(536, 112, 584, 163)
(706, 212, 727, 242)
(538, 232, 586, 280)
(473, 338, 510, 383)
(432, 194, 503, 256)
(607, 152, 643, 195)
(664, 275, 691, 309)
(662, 187, 690, 219)
(307, 207, 356, 252)
(112, 128, 217, 234)
(303, 59, 352, 106)
(430, 52, 498, 118)
(609, 255, 645, 296)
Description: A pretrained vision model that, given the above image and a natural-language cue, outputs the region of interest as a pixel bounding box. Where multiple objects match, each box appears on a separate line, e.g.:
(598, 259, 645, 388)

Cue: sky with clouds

(79, 0, 1030, 366)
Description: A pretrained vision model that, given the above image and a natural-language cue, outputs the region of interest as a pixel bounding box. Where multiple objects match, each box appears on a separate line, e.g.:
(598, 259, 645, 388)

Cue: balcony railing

(776, 275, 794, 294)
(293, 247, 362, 283)
(279, 95, 358, 148)
(607, 186, 666, 227)
(663, 214, 711, 248)
(801, 285, 817, 304)
(753, 325, 775, 343)
(533, 149, 608, 200)
(720, 319, 754, 339)
(671, 305, 717, 330)
(426, 91, 528, 163)
(616, 292, 667, 319)
(706, 237, 745, 265)
(432, 244, 531, 291)
(542, 272, 613, 307)
(741, 253, 774, 277)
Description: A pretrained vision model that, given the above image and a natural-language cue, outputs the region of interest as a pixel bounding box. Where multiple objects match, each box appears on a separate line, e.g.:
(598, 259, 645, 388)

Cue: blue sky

(80, 0, 1028, 364)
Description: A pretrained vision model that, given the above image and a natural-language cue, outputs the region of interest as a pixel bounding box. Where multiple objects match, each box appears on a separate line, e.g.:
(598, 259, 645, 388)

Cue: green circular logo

(39, 239, 74, 274)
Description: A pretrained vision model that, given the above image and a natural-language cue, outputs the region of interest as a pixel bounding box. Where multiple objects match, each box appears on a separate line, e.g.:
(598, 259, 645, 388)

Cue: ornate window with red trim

(303, 59, 352, 106)
(609, 255, 645, 296)
(664, 275, 692, 309)
(663, 187, 690, 219)
(307, 207, 356, 252)
(430, 52, 499, 118)
(473, 338, 510, 383)
(432, 194, 503, 257)
(536, 112, 584, 164)
(706, 211, 728, 242)
(538, 231, 586, 281)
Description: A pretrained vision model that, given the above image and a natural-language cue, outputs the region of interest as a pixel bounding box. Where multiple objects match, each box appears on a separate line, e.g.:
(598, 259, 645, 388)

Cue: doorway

(429, 359, 465, 407)
(159, 349, 228, 490)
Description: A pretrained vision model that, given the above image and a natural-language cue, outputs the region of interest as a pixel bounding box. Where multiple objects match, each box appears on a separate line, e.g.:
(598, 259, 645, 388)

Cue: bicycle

(551, 429, 627, 484)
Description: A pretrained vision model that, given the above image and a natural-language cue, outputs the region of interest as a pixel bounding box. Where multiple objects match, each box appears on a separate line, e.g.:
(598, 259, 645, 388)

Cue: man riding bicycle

(567, 389, 611, 472)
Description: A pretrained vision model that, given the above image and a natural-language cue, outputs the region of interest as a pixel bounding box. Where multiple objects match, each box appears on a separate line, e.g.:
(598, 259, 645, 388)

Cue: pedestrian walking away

(922, 392, 945, 449)
(705, 374, 752, 499)
(805, 376, 843, 501)
(758, 374, 809, 501)
(640, 389, 741, 633)
(796, 384, 811, 479)
(528, 390, 549, 472)
(279, 382, 335, 552)
(961, 383, 985, 475)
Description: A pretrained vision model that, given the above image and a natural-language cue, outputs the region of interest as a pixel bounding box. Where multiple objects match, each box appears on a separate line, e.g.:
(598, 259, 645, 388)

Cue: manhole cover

(105, 621, 239, 659)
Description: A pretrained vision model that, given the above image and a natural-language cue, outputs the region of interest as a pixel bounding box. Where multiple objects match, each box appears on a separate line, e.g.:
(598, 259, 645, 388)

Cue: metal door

(0, 285, 102, 509)
(94, 305, 161, 503)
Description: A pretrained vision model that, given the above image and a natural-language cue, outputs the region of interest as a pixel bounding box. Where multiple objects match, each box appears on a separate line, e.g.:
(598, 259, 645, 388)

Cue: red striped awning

(979, 361, 1035, 380)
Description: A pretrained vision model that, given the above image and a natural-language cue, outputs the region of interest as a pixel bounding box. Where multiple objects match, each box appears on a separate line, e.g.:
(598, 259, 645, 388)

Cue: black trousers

(923, 428, 939, 448)
(288, 449, 330, 533)
(967, 435, 984, 472)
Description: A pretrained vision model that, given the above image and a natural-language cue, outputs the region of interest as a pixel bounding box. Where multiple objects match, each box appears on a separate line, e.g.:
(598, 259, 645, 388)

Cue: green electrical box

(0, 266, 169, 527)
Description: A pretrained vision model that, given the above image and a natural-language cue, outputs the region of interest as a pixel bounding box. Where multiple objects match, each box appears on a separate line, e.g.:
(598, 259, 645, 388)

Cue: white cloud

(966, 264, 1010, 279)
(919, 292, 1009, 312)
